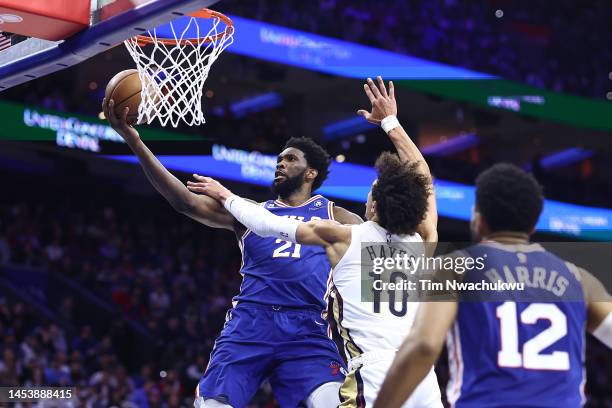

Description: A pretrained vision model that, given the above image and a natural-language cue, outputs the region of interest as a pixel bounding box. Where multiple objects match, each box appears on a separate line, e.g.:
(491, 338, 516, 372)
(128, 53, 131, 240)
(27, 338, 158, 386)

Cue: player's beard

(272, 169, 306, 198)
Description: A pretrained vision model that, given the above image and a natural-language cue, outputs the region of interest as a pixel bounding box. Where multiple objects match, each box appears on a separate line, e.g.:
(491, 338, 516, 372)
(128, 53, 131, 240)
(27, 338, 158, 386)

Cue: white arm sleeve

(224, 195, 300, 242)
(593, 312, 612, 349)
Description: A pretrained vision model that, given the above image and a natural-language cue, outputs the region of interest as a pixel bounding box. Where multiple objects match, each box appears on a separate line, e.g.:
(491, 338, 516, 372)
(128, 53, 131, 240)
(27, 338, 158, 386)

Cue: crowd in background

(223, 0, 612, 99)
(0, 171, 279, 407)
(0, 299, 157, 408)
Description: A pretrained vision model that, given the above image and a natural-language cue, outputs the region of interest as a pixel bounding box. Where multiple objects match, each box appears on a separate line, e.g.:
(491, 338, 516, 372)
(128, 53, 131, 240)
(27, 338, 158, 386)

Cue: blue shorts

(197, 303, 345, 408)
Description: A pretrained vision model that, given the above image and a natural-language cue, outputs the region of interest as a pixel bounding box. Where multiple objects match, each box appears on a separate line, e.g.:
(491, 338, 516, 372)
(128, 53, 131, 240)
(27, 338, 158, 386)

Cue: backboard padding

(0, 0, 221, 91)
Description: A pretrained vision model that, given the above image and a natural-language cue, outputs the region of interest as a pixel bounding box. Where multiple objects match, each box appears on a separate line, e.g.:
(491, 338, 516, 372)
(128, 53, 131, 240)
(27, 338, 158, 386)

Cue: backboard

(0, 0, 221, 91)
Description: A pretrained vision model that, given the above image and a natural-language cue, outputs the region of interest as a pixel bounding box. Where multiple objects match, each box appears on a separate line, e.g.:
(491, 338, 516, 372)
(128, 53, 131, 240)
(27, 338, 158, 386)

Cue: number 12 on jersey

(496, 301, 570, 370)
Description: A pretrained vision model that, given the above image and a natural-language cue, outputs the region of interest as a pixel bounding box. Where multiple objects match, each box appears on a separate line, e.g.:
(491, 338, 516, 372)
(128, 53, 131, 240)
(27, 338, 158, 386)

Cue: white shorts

(339, 351, 443, 408)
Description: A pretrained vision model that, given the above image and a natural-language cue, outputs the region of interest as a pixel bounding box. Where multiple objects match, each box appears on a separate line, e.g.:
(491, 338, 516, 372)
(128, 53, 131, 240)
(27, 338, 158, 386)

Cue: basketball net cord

(124, 17, 233, 127)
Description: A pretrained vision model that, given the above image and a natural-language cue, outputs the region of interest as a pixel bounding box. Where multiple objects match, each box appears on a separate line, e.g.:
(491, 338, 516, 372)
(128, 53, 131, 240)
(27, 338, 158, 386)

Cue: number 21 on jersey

(273, 239, 301, 258)
(271, 215, 321, 258)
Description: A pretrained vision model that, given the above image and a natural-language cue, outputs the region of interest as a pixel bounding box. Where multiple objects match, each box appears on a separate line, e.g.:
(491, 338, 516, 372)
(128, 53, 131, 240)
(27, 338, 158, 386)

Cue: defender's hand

(357, 76, 397, 125)
(102, 97, 140, 144)
(187, 175, 233, 203)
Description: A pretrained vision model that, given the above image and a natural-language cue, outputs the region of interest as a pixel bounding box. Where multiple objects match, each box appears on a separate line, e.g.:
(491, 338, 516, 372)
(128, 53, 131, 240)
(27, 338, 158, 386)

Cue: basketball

(105, 69, 141, 125)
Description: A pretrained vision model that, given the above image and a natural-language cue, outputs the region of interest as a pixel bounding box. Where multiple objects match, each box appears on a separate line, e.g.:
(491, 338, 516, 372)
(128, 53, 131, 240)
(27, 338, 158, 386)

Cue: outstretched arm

(373, 301, 457, 408)
(187, 177, 351, 248)
(102, 99, 235, 230)
(358, 77, 438, 242)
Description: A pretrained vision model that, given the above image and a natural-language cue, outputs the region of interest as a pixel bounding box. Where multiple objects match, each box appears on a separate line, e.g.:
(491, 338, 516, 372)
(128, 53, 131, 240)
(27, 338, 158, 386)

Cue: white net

(124, 15, 233, 127)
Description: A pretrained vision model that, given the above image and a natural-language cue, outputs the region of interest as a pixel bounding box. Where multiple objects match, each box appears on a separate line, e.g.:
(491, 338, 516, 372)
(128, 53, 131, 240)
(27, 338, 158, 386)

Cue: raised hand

(102, 97, 140, 144)
(187, 175, 233, 203)
(357, 76, 397, 125)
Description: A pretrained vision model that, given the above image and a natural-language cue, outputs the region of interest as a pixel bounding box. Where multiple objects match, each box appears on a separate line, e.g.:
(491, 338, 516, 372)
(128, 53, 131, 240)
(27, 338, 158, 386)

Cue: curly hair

(372, 152, 431, 236)
(475, 163, 543, 233)
(283, 137, 331, 191)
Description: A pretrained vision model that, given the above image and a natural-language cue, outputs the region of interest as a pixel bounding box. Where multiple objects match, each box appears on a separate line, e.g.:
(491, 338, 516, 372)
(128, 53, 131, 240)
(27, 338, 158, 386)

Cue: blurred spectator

(149, 285, 171, 318)
(0, 348, 21, 386)
(44, 352, 71, 386)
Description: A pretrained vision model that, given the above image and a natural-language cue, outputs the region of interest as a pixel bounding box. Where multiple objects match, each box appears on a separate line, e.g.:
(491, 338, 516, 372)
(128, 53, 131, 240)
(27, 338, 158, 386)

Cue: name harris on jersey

(482, 260, 580, 298)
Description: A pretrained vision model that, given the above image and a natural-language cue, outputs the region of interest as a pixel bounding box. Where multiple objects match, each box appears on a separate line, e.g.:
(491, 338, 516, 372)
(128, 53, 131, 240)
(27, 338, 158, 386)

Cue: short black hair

(372, 152, 430, 236)
(475, 163, 543, 233)
(283, 137, 331, 191)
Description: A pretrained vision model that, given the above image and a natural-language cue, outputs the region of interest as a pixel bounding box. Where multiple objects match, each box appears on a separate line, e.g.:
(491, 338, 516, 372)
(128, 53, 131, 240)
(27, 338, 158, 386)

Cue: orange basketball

(105, 69, 141, 125)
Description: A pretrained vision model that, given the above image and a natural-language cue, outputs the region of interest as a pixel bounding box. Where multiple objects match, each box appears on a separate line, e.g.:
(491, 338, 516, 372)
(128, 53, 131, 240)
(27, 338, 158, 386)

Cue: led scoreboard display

(1, 100, 611, 240)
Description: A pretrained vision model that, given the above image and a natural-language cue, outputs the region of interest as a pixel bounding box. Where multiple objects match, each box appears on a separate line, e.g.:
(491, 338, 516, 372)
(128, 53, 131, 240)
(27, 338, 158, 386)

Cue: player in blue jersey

(185, 76, 443, 408)
(374, 164, 612, 408)
(102, 97, 364, 407)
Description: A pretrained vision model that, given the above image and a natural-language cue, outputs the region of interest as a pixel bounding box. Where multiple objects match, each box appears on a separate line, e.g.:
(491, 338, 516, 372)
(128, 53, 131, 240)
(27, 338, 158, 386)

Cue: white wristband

(381, 115, 400, 133)
(223, 195, 238, 212)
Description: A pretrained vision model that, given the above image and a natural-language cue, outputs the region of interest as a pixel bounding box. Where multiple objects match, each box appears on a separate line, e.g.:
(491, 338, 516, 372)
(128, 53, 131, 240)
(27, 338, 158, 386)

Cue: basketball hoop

(124, 9, 234, 127)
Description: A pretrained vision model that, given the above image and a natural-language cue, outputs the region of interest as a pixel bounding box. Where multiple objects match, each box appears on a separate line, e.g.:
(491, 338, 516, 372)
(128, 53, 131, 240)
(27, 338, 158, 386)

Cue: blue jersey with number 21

(233, 195, 334, 311)
(447, 241, 586, 408)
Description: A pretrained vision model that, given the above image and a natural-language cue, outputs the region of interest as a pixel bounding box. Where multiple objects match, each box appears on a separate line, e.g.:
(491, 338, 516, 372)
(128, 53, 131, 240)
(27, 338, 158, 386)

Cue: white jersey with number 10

(327, 221, 442, 408)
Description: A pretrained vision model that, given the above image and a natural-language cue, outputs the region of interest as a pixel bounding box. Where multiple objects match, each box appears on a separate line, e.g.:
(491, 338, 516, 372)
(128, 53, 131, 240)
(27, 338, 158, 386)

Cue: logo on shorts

(330, 361, 341, 376)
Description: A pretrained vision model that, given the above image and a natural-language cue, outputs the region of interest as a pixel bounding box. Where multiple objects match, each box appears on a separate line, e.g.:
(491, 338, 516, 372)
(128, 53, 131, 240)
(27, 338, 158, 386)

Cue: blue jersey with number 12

(447, 241, 586, 408)
(233, 195, 334, 311)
